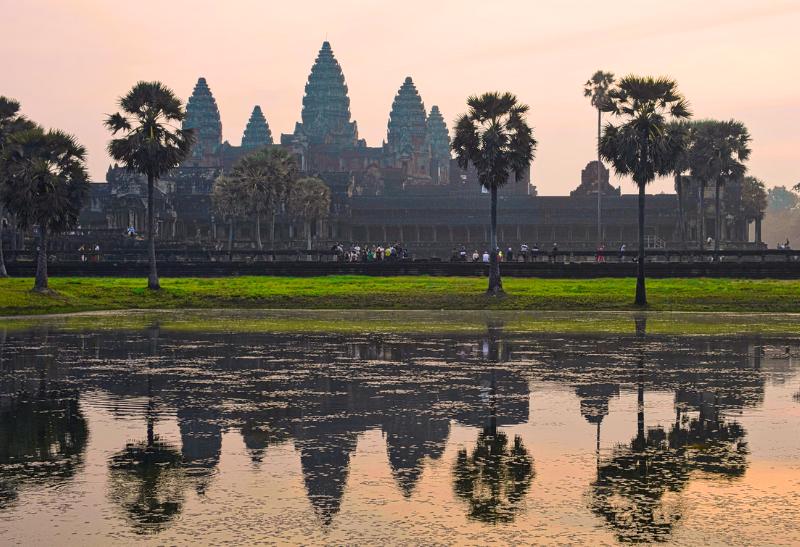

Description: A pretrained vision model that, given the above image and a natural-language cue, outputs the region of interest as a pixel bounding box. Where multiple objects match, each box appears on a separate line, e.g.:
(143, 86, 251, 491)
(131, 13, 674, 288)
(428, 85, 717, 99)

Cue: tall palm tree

(0, 97, 36, 278)
(667, 121, 692, 248)
(212, 175, 249, 259)
(584, 71, 616, 247)
(599, 76, 691, 306)
(105, 82, 194, 290)
(287, 177, 331, 251)
(232, 147, 297, 249)
(2, 127, 90, 291)
(452, 92, 536, 295)
(688, 120, 751, 260)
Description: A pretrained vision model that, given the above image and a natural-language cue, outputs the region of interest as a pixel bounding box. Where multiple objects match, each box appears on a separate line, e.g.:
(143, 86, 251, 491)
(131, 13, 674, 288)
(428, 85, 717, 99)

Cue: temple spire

(384, 76, 430, 180)
(183, 77, 223, 159)
(426, 105, 451, 184)
(241, 105, 273, 150)
(295, 41, 358, 146)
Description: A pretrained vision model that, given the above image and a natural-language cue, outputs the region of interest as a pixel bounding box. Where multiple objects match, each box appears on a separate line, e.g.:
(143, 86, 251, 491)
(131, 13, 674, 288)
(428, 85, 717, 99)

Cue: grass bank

(0, 275, 798, 316)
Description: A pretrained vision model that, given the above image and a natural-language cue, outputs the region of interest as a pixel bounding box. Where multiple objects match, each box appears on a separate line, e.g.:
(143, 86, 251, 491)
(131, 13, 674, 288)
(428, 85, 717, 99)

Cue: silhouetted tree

(452, 92, 536, 295)
(105, 82, 195, 290)
(2, 127, 89, 291)
(600, 76, 691, 305)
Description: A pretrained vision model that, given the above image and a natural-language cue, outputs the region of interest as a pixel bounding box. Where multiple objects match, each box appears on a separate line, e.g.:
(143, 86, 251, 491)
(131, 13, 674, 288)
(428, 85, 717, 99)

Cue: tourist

(507, 246, 514, 262)
(459, 245, 467, 262)
(619, 243, 626, 262)
(532, 243, 540, 262)
(482, 250, 489, 263)
(596, 243, 605, 263)
(472, 250, 479, 262)
(498, 249, 504, 262)
(550, 242, 558, 263)
(520, 243, 528, 262)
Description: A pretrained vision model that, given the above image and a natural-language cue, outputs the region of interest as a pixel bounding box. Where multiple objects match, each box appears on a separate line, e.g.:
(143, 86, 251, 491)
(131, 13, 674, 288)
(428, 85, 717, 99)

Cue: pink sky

(4, 0, 799, 194)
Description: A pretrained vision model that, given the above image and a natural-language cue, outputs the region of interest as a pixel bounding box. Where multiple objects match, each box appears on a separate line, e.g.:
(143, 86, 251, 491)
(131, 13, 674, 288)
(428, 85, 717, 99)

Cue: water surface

(1, 311, 798, 545)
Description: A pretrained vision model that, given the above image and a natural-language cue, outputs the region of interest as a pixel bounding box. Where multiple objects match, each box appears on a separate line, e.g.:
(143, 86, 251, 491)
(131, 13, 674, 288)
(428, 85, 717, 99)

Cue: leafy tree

(767, 185, 799, 212)
(105, 82, 195, 290)
(230, 147, 297, 248)
(0, 97, 36, 277)
(584, 70, 616, 246)
(212, 175, 249, 258)
(286, 177, 331, 251)
(451, 92, 536, 295)
(688, 120, 751, 259)
(599, 76, 691, 306)
(2, 127, 89, 291)
(739, 176, 767, 223)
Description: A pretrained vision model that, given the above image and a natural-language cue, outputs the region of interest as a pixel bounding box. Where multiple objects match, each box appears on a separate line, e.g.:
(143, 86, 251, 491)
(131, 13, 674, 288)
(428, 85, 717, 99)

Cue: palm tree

(584, 71, 616, 247)
(739, 176, 767, 243)
(231, 147, 297, 249)
(451, 92, 536, 295)
(688, 120, 751, 260)
(0, 97, 36, 277)
(667, 122, 692, 248)
(286, 177, 331, 251)
(211, 175, 249, 259)
(2, 127, 90, 292)
(105, 82, 194, 290)
(599, 76, 691, 306)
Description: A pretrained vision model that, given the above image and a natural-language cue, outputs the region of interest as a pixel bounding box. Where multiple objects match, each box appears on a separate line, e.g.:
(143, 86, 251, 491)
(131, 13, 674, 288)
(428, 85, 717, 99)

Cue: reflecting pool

(0, 311, 798, 545)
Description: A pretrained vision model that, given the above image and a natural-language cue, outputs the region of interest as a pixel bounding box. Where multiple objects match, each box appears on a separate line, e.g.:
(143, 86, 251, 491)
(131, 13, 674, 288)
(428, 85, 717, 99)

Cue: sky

(3, 0, 799, 195)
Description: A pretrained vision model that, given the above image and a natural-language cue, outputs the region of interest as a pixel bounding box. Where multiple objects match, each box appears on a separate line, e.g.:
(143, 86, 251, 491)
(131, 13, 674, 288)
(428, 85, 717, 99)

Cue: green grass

(0, 275, 798, 317)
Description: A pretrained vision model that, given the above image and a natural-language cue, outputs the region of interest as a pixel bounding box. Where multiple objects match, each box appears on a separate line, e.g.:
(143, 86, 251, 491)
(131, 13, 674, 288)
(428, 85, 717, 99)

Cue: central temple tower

(288, 41, 360, 147)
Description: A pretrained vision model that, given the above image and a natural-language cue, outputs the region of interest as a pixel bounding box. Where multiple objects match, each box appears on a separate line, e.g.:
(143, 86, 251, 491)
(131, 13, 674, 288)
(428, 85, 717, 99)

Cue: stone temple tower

(384, 77, 431, 181)
(241, 105, 273, 150)
(183, 77, 223, 166)
(426, 105, 450, 184)
(291, 41, 359, 147)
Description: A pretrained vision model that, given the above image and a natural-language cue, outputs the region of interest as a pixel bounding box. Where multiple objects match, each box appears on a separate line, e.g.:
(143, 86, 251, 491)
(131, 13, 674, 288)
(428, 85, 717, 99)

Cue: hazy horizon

(4, 0, 799, 194)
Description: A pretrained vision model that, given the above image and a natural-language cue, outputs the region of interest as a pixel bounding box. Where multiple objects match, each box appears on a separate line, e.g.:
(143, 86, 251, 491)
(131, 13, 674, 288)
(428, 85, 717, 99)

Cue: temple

(80, 41, 762, 255)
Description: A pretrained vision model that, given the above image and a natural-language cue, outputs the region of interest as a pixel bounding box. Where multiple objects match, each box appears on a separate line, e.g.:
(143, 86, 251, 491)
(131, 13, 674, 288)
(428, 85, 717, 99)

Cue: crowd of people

(332, 242, 409, 262)
(450, 243, 552, 262)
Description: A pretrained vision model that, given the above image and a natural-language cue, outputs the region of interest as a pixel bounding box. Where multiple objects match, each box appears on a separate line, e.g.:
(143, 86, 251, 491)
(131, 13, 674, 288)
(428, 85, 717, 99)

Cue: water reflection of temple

(0, 326, 797, 535)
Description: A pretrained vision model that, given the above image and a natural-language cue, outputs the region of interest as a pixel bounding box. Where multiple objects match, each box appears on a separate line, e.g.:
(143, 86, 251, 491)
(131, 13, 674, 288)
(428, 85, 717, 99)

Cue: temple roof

(184, 77, 223, 154)
(427, 105, 450, 161)
(297, 41, 358, 146)
(241, 105, 273, 150)
(386, 77, 428, 153)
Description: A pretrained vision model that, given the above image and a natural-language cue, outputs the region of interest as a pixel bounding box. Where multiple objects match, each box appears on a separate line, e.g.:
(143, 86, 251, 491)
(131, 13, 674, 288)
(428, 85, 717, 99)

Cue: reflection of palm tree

(453, 344, 533, 523)
(108, 435, 185, 534)
(107, 326, 186, 533)
(453, 425, 533, 523)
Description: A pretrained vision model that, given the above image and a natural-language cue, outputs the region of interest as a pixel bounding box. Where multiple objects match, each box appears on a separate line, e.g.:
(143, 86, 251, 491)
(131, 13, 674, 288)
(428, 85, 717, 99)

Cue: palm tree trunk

(306, 221, 312, 251)
(487, 185, 503, 295)
(635, 183, 647, 306)
(34, 225, 48, 292)
(227, 219, 234, 261)
(270, 213, 276, 242)
(699, 182, 706, 248)
(0, 206, 8, 278)
(596, 107, 602, 248)
(714, 179, 721, 261)
(147, 174, 159, 290)
(255, 214, 263, 250)
(676, 175, 686, 249)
